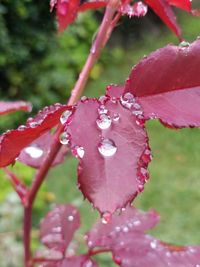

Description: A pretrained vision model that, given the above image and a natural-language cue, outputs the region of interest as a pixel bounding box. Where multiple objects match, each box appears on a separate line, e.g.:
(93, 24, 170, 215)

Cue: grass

(0, 12, 200, 267)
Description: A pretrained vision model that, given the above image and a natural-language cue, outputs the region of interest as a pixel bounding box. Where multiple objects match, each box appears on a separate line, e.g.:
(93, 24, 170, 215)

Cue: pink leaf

(125, 38, 200, 128)
(144, 0, 181, 38)
(0, 104, 70, 167)
(40, 205, 80, 254)
(18, 132, 68, 169)
(40, 256, 98, 267)
(0, 101, 32, 115)
(87, 207, 200, 267)
(65, 96, 150, 214)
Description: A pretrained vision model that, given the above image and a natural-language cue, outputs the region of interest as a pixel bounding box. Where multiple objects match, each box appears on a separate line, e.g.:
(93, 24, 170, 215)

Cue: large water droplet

(98, 138, 117, 157)
(25, 146, 43, 159)
(120, 92, 135, 109)
(101, 211, 112, 224)
(60, 132, 70, 145)
(60, 110, 72, 125)
(96, 114, 111, 130)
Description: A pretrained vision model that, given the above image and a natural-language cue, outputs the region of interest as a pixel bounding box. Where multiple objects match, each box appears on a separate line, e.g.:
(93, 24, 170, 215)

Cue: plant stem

(23, 2, 121, 266)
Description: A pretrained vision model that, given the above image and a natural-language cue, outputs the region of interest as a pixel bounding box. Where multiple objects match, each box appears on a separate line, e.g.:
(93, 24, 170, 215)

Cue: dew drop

(98, 138, 117, 157)
(81, 96, 87, 101)
(68, 215, 74, 222)
(122, 226, 129, 233)
(150, 240, 157, 249)
(88, 240, 93, 248)
(133, 103, 141, 110)
(74, 146, 85, 158)
(96, 114, 111, 130)
(113, 113, 120, 122)
(25, 146, 43, 159)
(30, 121, 39, 128)
(120, 92, 135, 109)
(179, 41, 190, 48)
(98, 105, 108, 115)
(115, 226, 121, 232)
(101, 211, 112, 224)
(18, 125, 27, 131)
(60, 132, 70, 145)
(99, 95, 107, 104)
(60, 110, 72, 125)
(132, 110, 143, 116)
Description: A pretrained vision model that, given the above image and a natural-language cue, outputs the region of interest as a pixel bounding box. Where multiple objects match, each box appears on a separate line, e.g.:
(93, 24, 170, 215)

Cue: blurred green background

(0, 0, 200, 266)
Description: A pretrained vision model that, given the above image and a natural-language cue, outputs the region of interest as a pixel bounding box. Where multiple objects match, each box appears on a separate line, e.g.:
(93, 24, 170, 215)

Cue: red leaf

(18, 132, 68, 169)
(66, 97, 150, 214)
(86, 206, 159, 249)
(40, 256, 98, 267)
(79, 1, 107, 12)
(87, 207, 200, 267)
(0, 104, 70, 167)
(144, 0, 181, 38)
(167, 0, 191, 11)
(40, 205, 80, 254)
(0, 101, 32, 115)
(125, 39, 200, 128)
(56, 0, 79, 32)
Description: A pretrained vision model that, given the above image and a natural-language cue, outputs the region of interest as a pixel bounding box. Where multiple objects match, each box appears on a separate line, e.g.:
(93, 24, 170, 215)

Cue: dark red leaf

(86, 206, 159, 249)
(79, 0, 107, 12)
(0, 104, 70, 167)
(40, 205, 80, 254)
(40, 256, 98, 267)
(18, 132, 68, 169)
(0, 101, 32, 115)
(125, 39, 200, 128)
(87, 207, 200, 267)
(144, 0, 181, 38)
(65, 96, 150, 214)
(55, 0, 80, 32)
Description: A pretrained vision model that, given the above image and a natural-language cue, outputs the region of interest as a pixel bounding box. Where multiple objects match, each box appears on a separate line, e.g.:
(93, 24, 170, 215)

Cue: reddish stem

(23, 2, 121, 266)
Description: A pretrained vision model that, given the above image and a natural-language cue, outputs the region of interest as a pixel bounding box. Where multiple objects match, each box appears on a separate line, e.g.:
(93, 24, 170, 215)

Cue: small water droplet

(179, 41, 190, 47)
(101, 212, 112, 224)
(122, 226, 129, 233)
(133, 103, 141, 110)
(98, 138, 117, 157)
(132, 110, 143, 116)
(88, 240, 93, 248)
(75, 146, 85, 158)
(52, 226, 62, 233)
(99, 95, 107, 104)
(25, 146, 43, 159)
(150, 240, 157, 249)
(113, 113, 120, 122)
(30, 121, 39, 128)
(81, 96, 87, 101)
(60, 132, 70, 145)
(96, 114, 111, 130)
(68, 215, 74, 222)
(18, 125, 27, 131)
(60, 110, 72, 125)
(98, 105, 108, 115)
(115, 226, 121, 232)
(120, 92, 135, 109)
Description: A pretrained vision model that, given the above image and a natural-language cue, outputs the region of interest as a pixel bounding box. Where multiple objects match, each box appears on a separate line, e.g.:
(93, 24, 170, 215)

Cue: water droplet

(25, 146, 43, 159)
(98, 138, 117, 157)
(101, 211, 112, 224)
(132, 110, 143, 116)
(84, 260, 93, 267)
(122, 226, 129, 233)
(30, 121, 39, 128)
(18, 125, 27, 131)
(113, 113, 120, 122)
(115, 226, 121, 232)
(96, 114, 111, 130)
(75, 146, 85, 158)
(133, 103, 141, 110)
(88, 240, 93, 248)
(81, 96, 87, 101)
(68, 215, 74, 222)
(120, 92, 135, 109)
(98, 105, 108, 115)
(52, 226, 61, 233)
(150, 240, 157, 249)
(99, 95, 107, 104)
(60, 132, 70, 145)
(179, 41, 190, 47)
(60, 110, 72, 125)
